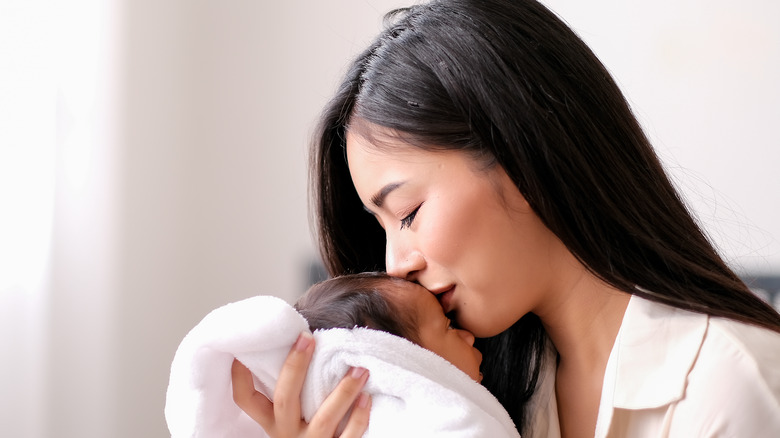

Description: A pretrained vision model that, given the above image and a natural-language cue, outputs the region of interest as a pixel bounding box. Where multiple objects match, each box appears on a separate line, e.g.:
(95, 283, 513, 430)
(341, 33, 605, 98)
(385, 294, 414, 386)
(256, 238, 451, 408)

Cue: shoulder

(697, 317, 780, 399)
(625, 295, 780, 384)
(673, 316, 780, 436)
(605, 296, 780, 436)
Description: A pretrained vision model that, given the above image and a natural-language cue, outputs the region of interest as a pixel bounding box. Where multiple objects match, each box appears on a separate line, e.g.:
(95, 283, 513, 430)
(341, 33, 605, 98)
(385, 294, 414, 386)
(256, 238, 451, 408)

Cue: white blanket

(165, 295, 521, 437)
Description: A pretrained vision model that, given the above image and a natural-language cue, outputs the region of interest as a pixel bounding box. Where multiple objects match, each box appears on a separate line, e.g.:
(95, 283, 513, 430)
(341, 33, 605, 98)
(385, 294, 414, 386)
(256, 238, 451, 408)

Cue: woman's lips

(434, 286, 455, 313)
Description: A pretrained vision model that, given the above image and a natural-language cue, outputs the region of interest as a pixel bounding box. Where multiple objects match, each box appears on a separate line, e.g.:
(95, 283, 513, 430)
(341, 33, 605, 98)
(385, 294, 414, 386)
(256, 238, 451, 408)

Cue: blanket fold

(165, 295, 521, 437)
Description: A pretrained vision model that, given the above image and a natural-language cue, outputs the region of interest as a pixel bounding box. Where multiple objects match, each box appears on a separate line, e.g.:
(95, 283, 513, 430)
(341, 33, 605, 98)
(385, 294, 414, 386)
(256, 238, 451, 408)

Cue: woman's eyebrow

(370, 181, 405, 208)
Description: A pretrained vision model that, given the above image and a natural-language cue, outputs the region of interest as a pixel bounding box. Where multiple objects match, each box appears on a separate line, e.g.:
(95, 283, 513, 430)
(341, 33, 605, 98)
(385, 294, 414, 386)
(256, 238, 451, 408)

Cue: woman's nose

(385, 236, 425, 281)
(456, 329, 476, 346)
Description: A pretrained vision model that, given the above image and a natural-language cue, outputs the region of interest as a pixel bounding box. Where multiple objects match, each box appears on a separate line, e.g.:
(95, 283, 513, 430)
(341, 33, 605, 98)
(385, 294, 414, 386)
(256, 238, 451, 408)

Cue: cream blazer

(526, 294, 780, 437)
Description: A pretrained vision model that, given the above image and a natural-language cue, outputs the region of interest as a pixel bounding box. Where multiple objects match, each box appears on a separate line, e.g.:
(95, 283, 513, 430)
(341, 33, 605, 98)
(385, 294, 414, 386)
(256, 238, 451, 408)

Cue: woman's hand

(231, 332, 372, 437)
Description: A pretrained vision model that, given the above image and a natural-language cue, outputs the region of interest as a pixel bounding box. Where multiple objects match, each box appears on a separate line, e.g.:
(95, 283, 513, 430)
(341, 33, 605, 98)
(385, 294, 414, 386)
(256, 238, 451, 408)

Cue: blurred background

(1, 0, 778, 436)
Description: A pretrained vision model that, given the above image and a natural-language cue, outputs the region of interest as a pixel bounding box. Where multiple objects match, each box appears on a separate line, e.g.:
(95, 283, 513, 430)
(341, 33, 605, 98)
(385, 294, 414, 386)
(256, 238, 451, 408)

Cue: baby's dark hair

(294, 272, 421, 345)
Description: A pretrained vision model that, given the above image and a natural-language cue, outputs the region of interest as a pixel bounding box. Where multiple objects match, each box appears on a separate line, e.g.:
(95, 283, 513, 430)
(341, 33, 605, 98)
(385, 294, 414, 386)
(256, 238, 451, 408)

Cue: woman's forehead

(345, 124, 418, 158)
(346, 118, 398, 146)
(345, 130, 436, 199)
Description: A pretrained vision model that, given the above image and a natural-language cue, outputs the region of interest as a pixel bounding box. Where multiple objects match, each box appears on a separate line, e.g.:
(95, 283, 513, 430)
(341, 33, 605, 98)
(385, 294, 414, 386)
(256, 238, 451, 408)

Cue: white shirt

(525, 295, 780, 437)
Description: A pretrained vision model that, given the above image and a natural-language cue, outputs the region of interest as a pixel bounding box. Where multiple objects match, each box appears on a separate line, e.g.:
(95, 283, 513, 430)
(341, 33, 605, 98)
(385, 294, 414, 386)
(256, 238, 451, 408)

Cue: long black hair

(309, 0, 780, 432)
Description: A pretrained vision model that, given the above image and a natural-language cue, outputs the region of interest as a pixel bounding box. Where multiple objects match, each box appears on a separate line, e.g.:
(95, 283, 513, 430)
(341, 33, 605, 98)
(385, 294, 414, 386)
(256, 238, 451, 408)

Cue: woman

(233, 0, 780, 436)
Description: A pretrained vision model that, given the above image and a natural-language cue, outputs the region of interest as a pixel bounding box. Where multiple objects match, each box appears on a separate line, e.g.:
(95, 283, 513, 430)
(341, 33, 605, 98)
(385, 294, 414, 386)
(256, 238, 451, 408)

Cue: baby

(165, 272, 519, 437)
(295, 271, 483, 383)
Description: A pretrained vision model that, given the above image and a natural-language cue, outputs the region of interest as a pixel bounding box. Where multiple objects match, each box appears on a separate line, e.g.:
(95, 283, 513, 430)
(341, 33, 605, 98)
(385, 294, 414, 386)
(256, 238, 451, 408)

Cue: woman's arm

(231, 333, 371, 437)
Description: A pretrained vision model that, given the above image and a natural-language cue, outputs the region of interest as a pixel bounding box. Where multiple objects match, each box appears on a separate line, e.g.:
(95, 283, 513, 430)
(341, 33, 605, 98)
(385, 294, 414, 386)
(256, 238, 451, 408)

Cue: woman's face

(346, 129, 570, 337)
(392, 281, 483, 382)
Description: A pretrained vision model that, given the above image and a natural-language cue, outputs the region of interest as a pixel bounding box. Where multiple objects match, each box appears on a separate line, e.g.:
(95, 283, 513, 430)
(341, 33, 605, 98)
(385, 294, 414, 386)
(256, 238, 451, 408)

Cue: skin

(388, 280, 483, 382)
(346, 127, 631, 438)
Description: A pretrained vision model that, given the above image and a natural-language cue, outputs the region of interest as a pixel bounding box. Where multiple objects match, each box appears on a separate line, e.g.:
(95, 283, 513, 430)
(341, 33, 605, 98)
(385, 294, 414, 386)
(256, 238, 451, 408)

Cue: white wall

(1, 1, 777, 437)
(2, 1, 121, 437)
(543, 0, 780, 274)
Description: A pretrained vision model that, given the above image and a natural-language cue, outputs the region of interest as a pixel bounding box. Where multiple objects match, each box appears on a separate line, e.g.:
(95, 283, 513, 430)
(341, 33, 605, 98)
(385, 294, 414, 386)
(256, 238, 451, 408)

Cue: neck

(535, 264, 630, 438)
(535, 265, 630, 372)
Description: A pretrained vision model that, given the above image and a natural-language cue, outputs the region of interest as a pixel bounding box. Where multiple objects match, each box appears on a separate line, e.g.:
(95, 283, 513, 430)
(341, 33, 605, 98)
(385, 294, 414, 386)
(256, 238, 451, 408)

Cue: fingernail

(350, 366, 367, 379)
(295, 331, 313, 351)
(357, 392, 370, 408)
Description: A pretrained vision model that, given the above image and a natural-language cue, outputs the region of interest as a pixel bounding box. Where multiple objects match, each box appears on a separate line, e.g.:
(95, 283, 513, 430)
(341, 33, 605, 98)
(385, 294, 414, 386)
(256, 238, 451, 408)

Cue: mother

(232, 0, 780, 436)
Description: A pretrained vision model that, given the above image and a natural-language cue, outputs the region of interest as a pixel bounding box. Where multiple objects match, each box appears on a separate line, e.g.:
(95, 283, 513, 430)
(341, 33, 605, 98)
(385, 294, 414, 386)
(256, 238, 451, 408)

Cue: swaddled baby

(165, 272, 520, 437)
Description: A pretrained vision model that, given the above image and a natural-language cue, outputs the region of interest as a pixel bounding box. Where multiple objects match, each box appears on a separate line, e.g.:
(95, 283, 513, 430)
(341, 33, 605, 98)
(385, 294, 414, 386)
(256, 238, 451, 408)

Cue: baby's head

(295, 272, 482, 382)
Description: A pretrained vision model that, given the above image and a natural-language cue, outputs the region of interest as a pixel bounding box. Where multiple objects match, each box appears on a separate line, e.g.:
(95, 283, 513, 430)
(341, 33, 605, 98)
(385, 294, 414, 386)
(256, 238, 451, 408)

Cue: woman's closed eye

(399, 204, 422, 230)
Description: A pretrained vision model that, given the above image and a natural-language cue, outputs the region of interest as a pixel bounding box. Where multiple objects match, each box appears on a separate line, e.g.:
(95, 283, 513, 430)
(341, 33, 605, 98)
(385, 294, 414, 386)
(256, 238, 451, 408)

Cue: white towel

(165, 295, 521, 437)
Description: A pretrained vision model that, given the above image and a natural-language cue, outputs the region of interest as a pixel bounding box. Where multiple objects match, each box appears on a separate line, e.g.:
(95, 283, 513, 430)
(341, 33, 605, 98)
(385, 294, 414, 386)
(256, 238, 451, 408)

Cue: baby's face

(394, 282, 483, 382)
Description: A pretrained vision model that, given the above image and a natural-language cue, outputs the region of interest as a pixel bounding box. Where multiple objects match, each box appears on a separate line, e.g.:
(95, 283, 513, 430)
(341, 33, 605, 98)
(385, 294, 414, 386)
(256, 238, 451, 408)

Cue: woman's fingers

(231, 359, 274, 427)
(231, 333, 371, 438)
(307, 367, 370, 435)
(273, 331, 315, 432)
(338, 392, 372, 438)
(230, 331, 315, 435)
